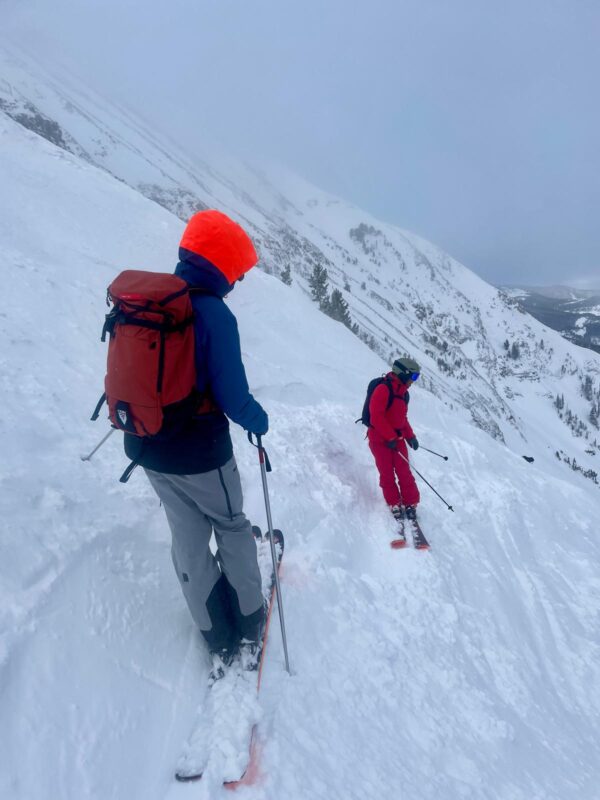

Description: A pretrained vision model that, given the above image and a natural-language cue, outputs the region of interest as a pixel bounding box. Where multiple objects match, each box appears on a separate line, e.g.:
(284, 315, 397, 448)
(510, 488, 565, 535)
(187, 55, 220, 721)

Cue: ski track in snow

(1, 111, 599, 800)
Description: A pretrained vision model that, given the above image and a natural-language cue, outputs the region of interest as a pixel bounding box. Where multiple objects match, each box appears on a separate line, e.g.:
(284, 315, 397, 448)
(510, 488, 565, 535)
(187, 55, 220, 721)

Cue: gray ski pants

(145, 457, 263, 637)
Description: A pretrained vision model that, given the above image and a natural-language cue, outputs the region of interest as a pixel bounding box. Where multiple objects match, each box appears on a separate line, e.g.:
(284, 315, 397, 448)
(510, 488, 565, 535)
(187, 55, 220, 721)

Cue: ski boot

(208, 646, 236, 685)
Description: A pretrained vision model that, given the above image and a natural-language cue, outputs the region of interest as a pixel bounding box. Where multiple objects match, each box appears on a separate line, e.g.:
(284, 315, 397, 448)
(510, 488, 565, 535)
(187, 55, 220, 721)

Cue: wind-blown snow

(1, 104, 599, 800)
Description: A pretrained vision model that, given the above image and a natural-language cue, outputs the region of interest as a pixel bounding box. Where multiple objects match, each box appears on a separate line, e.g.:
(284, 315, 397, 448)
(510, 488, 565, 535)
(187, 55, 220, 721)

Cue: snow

(1, 97, 600, 800)
(3, 39, 600, 463)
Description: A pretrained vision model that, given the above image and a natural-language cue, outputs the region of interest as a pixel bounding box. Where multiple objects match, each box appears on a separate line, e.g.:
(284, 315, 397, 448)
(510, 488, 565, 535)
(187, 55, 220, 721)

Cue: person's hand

(250, 412, 268, 437)
(247, 424, 268, 439)
(385, 438, 399, 450)
(407, 437, 419, 450)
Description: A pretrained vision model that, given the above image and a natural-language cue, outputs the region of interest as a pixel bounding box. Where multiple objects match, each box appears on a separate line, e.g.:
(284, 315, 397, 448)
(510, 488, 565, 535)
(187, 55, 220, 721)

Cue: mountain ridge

(1, 40, 599, 487)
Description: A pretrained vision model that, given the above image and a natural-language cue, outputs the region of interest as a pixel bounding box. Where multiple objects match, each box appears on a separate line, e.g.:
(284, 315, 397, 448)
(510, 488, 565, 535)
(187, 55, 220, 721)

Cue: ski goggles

(398, 366, 420, 381)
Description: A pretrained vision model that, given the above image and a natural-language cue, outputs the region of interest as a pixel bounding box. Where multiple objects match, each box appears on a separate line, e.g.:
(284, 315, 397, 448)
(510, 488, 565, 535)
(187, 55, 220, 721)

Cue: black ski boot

(208, 646, 236, 685)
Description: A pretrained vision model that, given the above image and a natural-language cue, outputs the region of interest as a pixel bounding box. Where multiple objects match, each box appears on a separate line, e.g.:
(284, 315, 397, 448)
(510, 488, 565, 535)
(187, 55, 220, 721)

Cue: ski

(408, 519, 430, 550)
(223, 526, 284, 789)
(390, 520, 407, 549)
(390, 512, 430, 550)
(174, 525, 284, 786)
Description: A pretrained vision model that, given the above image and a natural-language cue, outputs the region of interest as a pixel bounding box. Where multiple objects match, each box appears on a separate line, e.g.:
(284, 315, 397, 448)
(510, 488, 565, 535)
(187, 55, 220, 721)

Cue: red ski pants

(368, 435, 420, 507)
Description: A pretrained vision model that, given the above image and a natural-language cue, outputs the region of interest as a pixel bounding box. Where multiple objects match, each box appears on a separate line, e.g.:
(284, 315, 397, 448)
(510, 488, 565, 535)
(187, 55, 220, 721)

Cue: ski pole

(420, 446, 449, 461)
(397, 450, 454, 511)
(250, 433, 291, 674)
(80, 427, 116, 461)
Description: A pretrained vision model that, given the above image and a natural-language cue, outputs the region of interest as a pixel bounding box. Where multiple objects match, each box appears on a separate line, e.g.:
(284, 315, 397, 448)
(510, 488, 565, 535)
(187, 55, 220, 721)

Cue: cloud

(3, 0, 599, 288)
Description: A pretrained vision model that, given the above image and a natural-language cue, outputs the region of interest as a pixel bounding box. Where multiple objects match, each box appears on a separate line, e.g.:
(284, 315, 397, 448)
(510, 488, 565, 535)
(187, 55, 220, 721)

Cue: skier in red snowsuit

(368, 357, 421, 521)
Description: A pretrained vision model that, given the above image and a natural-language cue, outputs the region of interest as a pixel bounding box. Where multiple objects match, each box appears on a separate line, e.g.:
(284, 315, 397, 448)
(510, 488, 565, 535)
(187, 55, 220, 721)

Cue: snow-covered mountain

(2, 41, 599, 484)
(1, 42, 599, 800)
(505, 285, 600, 302)
(502, 285, 600, 355)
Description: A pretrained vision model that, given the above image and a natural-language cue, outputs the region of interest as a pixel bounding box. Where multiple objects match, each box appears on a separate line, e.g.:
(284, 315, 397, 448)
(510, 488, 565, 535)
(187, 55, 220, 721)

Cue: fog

(3, 0, 599, 288)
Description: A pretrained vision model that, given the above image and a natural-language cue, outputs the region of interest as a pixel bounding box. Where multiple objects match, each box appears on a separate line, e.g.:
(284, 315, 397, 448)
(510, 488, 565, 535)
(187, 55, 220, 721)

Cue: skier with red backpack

(363, 357, 421, 524)
(93, 210, 268, 680)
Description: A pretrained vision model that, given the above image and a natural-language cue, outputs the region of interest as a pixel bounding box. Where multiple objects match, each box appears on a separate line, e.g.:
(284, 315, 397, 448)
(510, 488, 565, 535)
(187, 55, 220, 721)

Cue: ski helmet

(392, 356, 421, 382)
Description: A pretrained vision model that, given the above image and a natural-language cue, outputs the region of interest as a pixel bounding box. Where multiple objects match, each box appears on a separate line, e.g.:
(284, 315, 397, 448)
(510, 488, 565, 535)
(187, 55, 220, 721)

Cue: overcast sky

(3, 0, 599, 288)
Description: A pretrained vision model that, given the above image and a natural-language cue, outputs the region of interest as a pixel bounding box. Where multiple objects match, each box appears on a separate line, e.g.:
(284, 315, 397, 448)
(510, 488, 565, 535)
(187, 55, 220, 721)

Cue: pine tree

(308, 263, 329, 309)
(281, 263, 292, 285)
(511, 342, 520, 359)
(327, 289, 353, 328)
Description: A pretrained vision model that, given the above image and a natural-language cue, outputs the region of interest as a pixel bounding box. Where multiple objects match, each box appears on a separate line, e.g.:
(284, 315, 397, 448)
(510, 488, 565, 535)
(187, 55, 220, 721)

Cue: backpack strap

(91, 392, 107, 421)
(119, 439, 146, 483)
(102, 308, 193, 341)
(119, 459, 139, 483)
(384, 377, 395, 410)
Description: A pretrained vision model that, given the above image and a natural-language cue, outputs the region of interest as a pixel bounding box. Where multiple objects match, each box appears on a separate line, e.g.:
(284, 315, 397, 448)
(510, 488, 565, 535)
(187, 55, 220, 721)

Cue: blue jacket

(175, 256, 268, 436)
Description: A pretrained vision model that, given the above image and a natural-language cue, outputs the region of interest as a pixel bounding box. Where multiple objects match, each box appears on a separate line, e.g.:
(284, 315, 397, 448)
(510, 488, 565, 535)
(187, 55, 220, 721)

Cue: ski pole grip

(257, 435, 273, 473)
(247, 432, 272, 472)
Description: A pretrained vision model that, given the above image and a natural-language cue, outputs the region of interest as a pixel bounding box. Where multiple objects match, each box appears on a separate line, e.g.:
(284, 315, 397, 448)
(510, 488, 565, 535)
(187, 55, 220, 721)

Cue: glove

(407, 437, 419, 450)
(250, 408, 269, 437)
(385, 438, 399, 450)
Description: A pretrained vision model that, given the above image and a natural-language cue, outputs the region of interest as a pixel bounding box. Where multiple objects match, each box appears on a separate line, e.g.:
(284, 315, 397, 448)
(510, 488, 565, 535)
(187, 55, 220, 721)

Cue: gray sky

(3, 0, 599, 288)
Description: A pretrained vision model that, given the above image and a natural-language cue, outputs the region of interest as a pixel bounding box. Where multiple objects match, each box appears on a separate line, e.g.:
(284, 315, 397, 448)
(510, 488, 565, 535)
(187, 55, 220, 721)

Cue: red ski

(390, 524, 407, 549)
(224, 529, 283, 789)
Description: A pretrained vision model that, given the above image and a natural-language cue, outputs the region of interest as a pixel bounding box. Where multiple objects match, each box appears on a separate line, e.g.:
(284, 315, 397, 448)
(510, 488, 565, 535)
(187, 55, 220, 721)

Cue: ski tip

(223, 735, 261, 790)
(390, 538, 408, 549)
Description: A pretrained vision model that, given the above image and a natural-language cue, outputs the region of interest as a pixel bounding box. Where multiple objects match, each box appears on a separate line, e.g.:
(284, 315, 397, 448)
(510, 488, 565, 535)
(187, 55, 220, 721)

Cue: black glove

(407, 437, 419, 450)
(385, 438, 399, 450)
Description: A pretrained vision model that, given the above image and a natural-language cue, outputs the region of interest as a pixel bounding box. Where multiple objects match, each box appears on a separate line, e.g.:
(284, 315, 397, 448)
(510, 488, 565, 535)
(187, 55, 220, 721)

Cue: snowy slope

(2, 40, 599, 491)
(1, 100, 600, 800)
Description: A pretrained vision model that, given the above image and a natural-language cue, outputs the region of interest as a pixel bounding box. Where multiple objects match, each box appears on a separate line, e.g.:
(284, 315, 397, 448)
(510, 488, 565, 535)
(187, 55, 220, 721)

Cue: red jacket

(368, 373, 415, 443)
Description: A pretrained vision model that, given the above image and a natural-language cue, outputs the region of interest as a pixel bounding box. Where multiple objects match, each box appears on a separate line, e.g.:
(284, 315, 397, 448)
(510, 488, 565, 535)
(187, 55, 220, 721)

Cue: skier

(367, 357, 421, 523)
(123, 209, 268, 679)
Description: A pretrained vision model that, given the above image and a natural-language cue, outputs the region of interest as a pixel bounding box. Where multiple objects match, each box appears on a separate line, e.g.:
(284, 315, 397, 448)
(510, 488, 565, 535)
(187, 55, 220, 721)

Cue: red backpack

(92, 270, 200, 442)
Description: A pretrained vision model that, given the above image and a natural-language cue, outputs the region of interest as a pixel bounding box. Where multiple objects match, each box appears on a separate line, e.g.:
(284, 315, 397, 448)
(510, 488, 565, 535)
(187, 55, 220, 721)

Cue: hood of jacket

(175, 209, 258, 298)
